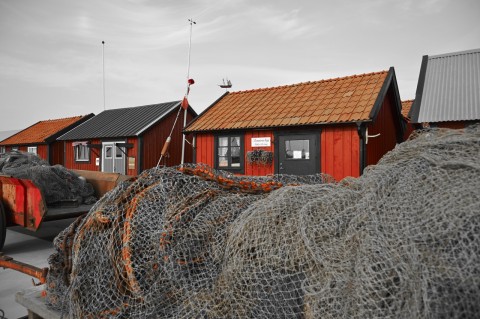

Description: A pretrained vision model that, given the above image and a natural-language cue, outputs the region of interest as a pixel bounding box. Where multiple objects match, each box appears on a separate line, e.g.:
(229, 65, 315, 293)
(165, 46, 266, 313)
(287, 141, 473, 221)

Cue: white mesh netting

(46, 125, 480, 318)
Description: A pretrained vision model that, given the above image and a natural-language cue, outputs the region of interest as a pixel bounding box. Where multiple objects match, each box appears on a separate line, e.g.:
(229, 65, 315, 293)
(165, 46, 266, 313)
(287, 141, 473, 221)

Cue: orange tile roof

(1, 115, 88, 145)
(401, 99, 414, 118)
(186, 70, 390, 132)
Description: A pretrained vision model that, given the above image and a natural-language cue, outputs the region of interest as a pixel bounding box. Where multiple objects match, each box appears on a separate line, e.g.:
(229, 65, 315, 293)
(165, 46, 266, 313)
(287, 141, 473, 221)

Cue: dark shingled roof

(58, 101, 181, 140)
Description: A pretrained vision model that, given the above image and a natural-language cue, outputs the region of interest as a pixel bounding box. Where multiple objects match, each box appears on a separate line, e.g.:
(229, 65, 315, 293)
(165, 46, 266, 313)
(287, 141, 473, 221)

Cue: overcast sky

(0, 0, 479, 131)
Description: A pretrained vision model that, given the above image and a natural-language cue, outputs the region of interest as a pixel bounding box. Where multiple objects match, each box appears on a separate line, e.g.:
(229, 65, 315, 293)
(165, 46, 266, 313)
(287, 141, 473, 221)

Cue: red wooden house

(185, 68, 405, 181)
(0, 115, 94, 165)
(57, 101, 197, 176)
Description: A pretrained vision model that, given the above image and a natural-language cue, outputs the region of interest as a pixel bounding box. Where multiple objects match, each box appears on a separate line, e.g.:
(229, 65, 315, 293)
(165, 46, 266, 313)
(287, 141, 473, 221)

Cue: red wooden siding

(403, 120, 415, 140)
(321, 125, 360, 181)
(142, 109, 196, 169)
(50, 141, 65, 165)
(6, 145, 49, 162)
(36, 145, 48, 161)
(195, 133, 215, 167)
(244, 130, 275, 176)
(366, 88, 400, 167)
(126, 137, 138, 176)
(64, 139, 102, 172)
(436, 121, 467, 129)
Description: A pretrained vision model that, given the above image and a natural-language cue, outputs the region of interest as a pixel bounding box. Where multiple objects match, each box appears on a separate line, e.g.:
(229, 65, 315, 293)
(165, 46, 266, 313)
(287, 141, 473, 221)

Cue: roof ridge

(429, 48, 480, 59)
(40, 115, 85, 123)
(231, 70, 389, 95)
(104, 100, 182, 112)
(402, 99, 414, 103)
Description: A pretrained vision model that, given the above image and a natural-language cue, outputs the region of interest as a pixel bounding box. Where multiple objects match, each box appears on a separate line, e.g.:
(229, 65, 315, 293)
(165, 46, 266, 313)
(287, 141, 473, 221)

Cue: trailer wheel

(0, 201, 6, 251)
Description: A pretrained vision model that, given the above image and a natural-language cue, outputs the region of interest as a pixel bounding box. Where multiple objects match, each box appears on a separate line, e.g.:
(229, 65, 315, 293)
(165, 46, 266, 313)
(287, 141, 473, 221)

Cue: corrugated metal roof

(0, 115, 90, 145)
(412, 48, 480, 123)
(186, 70, 394, 133)
(58, 101, 180, 140)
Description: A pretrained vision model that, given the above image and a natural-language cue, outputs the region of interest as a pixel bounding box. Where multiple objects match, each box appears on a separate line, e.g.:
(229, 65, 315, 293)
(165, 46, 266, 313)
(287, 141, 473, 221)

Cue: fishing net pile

(46, 125, 480, 318)
(0, 151, 96, 205)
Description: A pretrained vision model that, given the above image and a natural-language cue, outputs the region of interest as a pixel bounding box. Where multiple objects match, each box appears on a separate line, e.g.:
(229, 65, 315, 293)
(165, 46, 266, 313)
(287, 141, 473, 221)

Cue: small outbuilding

(409, 48, 480, 128)
(185, 68, 405, 180)
(58, 101, 197, 176)
(0, 115, 93, 165)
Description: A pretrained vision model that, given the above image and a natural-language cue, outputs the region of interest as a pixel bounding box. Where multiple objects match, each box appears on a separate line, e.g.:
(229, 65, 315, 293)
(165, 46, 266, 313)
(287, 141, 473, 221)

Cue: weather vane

(219, 78, 233, 91)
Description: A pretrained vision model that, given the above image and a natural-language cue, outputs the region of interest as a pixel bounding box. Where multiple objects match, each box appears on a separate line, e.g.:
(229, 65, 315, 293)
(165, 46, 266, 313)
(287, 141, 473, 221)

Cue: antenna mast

(181, 18, 196, 165)
(157, 19, 196, 167)
(102, 41, 106, 110)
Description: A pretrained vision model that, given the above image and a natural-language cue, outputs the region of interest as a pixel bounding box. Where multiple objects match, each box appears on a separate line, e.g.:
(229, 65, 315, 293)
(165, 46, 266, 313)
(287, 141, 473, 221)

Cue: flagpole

(102, 41, 106, 110)
(181, 18, 195, 165)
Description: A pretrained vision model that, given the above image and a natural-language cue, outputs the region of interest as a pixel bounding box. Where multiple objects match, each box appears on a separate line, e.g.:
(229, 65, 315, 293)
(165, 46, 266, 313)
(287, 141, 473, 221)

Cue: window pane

(218, 156, 229, 167)
(217, 135, 243, 169)
(231, 146, 240, 157)
(231, 136, 240, 147)
(231, 155, 241, 167)
(285, 139, 309, 159)
(105, 146, 112, 158)
(76, 145, 89, 161)
(218, 147, 228, 156)
(218, 137, 228, 147)
(116, 146, 123, 158)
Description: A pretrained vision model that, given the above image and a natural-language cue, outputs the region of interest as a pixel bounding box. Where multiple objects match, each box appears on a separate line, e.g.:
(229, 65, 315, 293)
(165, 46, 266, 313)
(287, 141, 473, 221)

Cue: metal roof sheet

(412, 48, 480, 123)
(58, 101, 180, 140)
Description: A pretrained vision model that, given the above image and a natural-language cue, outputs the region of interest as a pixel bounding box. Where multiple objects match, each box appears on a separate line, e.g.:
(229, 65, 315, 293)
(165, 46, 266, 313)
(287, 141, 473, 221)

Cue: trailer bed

(43, 204, 93, 221)
(16, 285, 60, 319)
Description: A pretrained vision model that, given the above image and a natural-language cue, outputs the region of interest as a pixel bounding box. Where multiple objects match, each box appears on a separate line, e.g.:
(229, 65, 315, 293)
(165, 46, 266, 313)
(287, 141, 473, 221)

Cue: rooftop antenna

(219, 77, 232, 91)
(157, 19, 196, 167)
(102, 40, 106, 110)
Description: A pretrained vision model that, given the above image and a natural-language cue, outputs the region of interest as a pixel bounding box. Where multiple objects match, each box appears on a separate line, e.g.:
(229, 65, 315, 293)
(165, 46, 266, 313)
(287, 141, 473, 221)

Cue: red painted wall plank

(195, 133, 214, 167)
(50, 142, 65, 165)
(142, 109, 196, 169)
(366, 88, 400, 167)
(321, 125, 360, 181)
(64, 139, 102, 172)
(244, 130, 274, 176)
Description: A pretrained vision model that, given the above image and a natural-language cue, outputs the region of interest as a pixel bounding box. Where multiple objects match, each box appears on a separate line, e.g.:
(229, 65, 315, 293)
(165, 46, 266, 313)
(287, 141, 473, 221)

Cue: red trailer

(0, 170, 130, 250)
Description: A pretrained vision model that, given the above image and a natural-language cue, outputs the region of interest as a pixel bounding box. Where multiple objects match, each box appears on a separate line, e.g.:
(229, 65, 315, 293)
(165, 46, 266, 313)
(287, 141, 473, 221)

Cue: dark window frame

(214, 132, 245, 173)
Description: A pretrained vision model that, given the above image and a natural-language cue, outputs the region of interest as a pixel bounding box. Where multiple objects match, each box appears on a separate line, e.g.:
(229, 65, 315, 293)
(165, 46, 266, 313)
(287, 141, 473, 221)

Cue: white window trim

(27, 146, 38, 154)
(74, 142, 90, 162)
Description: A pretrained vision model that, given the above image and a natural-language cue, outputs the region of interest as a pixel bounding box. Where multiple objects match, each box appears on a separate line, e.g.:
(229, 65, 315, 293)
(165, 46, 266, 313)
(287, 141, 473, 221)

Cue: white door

(102, 142, 125, 174)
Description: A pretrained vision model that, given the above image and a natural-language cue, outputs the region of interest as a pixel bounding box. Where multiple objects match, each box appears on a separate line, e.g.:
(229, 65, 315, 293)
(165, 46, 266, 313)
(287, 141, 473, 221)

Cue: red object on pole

(188, 78, 195, 85)
(181, 96, 189, 110)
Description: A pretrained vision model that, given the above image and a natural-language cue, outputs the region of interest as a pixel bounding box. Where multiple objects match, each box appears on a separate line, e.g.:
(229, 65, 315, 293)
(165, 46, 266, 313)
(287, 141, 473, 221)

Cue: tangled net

(46, 125, 480, 318)
(0, 151, 96, 205)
